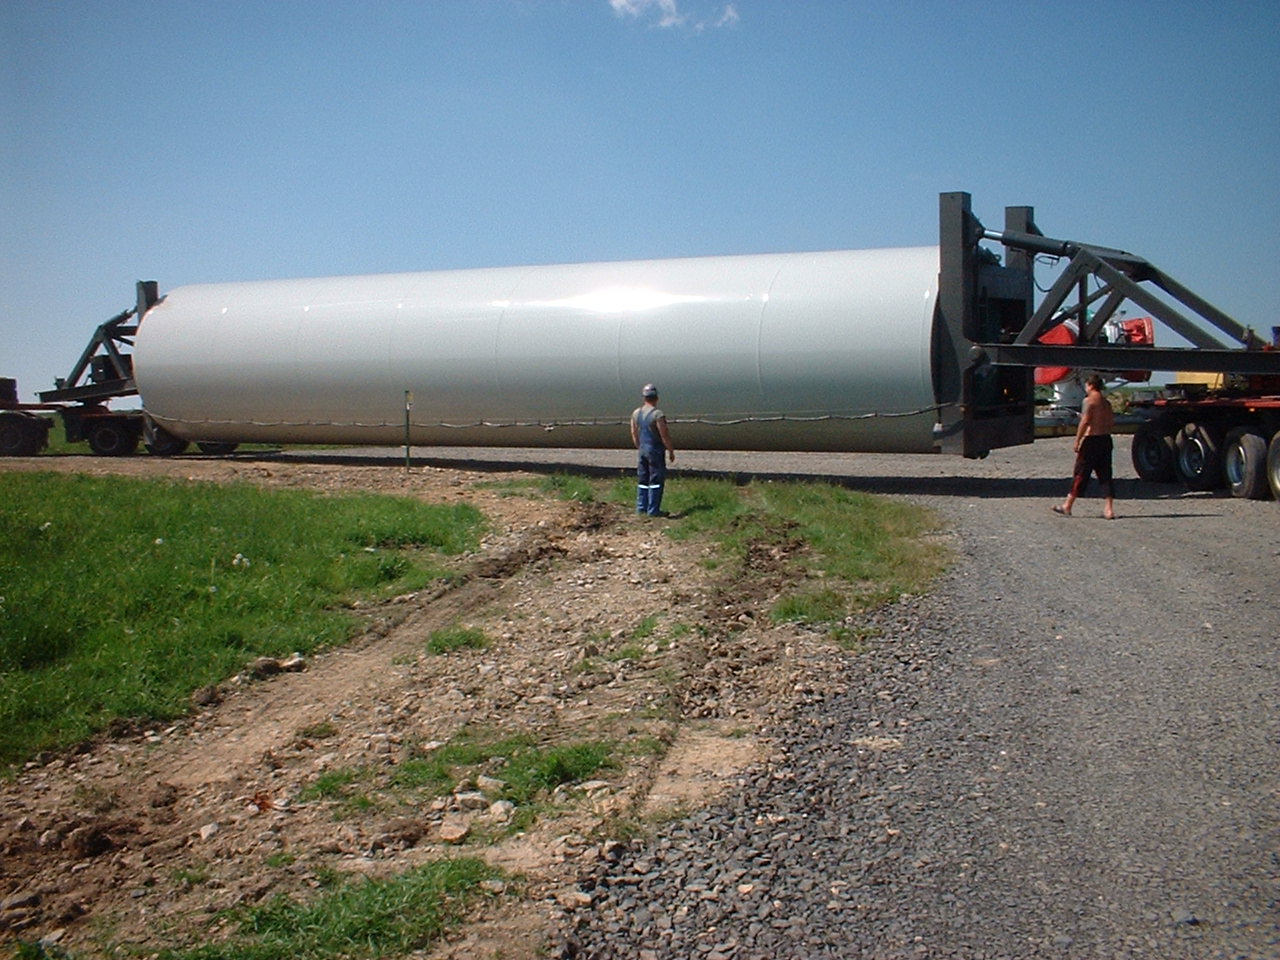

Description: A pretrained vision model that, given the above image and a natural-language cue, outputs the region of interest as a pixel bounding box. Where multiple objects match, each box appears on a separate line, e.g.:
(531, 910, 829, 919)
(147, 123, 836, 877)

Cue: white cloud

(609, 0, 739, 31)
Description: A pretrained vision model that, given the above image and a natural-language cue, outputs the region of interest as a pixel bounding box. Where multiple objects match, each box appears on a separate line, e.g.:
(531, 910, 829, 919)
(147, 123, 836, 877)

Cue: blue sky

(3, 0, 1278, 402)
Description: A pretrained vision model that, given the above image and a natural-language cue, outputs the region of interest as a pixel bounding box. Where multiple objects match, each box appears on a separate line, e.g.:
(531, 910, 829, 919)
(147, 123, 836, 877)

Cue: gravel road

(346, 437, 1279, 959)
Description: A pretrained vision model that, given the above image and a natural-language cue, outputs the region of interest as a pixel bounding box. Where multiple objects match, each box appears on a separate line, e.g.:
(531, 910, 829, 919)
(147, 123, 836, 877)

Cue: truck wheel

(196, 441, 239, 455)
(87, 419, 139, 456)
(1131, 419, 1177, 482)
(1223, 426, 1270, 500)
(0, 414, 42, 456)
(144, 424, 189, 457)
(1175, 422, 1223, 491)
(1268, 430, 1280, 501)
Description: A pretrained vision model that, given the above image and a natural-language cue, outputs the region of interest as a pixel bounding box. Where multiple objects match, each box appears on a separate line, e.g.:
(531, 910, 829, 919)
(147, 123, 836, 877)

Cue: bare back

(1080, 389, 1115, 437)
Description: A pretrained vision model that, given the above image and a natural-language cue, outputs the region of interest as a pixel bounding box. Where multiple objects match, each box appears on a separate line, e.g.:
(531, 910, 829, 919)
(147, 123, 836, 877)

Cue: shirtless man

(1054, 374, 1117, 519)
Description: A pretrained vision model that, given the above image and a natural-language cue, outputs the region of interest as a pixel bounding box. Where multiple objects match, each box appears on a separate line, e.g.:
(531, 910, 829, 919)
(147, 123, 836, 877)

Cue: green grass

(612, 475, 947, 626)
(0, 472, 485, 766)
(297, 730, 617, 825)
(155, 858, 504, 960)
(393, 730, 616, 806)
(425, 624, 491, 655)
(475, 472, 597, 502)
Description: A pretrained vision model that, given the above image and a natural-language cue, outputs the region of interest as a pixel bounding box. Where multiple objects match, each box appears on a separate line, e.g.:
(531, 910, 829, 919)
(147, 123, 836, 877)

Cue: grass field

(1, 468, 945, 771)
(0, 472, 484, 767)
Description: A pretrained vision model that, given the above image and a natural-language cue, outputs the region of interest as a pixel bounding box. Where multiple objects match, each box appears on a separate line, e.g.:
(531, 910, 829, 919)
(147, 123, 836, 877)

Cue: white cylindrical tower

(133, 246, 942, 452)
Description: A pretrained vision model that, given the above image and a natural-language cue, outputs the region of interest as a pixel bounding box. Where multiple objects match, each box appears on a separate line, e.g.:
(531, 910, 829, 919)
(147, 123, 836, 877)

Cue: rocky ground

(1, 440, 1276, 959)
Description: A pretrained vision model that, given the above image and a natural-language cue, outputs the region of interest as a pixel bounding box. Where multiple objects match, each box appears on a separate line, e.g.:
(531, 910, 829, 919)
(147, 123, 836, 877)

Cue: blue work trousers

(636, 448, 666, 515)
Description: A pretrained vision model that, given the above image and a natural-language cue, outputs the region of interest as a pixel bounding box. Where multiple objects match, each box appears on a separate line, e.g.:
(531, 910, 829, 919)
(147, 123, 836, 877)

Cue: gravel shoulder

(2, 438, 1276, 959)
(550, 437, 1280, 959)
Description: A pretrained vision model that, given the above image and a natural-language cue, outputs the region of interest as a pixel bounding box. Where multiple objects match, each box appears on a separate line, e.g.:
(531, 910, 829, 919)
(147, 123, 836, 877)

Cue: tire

(1175, 422, 1223, 491)
(1131, 418, 1177, 482)
(0, 414, 43, 457)
(87, 419, 139, 457)
(1223, 426, 1270, 500)
(1268, 430, 1280, 502)
(196, 441, 239, 455)
(144, 423, 189, 457)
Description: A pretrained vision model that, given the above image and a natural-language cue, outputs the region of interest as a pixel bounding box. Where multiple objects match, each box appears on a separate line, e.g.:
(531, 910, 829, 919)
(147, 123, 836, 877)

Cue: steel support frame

(979, 226, 1277, 376)
(939, 194, 1280, 461)
(38, 308, 138, 404)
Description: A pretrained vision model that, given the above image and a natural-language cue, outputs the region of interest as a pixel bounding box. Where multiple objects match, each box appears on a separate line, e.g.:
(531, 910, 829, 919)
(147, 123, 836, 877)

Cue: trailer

(1129, 385, 1280, 498)
(4, 193, 1278, 497)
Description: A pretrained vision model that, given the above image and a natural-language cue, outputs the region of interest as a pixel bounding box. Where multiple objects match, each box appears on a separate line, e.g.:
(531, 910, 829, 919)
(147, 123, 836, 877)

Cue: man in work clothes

(1054, 373, 1117, 519)
(631, 383, 676, 516)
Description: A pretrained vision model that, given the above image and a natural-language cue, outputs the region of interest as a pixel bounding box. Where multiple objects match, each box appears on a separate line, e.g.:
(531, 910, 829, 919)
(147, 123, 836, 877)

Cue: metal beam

(1082, 288, 1127, 341)
(981, 343, 1280, 377)
(1140, 262, 1253, 345)
(38, 379, 138, 404)
(1014, 253, 1092, 344)
(1087, 257, 1230, 350)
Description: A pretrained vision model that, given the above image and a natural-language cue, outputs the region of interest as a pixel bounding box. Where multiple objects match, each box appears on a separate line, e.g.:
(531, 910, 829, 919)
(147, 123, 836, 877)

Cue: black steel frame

(976, 213, 1280, 377)
(38, 281, 159, 404)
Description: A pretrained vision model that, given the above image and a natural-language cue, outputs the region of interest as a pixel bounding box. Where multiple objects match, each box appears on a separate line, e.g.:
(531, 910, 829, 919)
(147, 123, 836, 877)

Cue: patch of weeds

(829, 624, 883, 652)
(425, 624, 490, 656)
(467, 800, 550, 844)
(390, 754, 455, 796)
(506, 804, 543, 834)
(502, 741, 616, 804)
(604, 644, 645, 663)
(72, 783, 121, 814)
(596, 813, 653, 846)
(627, 735, 671, 758)
(311, 866, 344, 889)
(631, 614, 659, 640)
(172, 864, 212, 888)
(476, 474, 600, 503)
(538, 473, 597, 502)
(603, 614, 671, 662)
(157, 858, 505, 960)
(392, 733, 527, 798)
(265, 851, 296, 869)
(771, 586, 848, 625)
(632, 475, 947, 630)
(301, 767, 385, 818)
(339, 793, 379, 817)
(297, 720, 339, 741)
(473, 478, 541, 498)
(12, 943, 73, 960)
(301, 768, 362, 801)
(391, 731, 616, 807)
